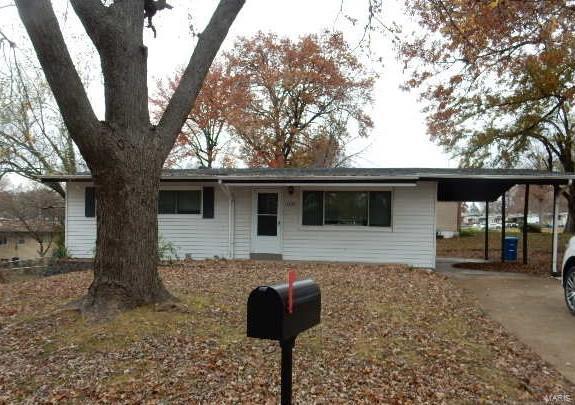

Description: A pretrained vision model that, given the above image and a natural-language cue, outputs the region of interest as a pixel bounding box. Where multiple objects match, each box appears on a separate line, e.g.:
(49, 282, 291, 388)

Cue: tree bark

(84, 151, 172, 313)
(15, 0, 245, 315)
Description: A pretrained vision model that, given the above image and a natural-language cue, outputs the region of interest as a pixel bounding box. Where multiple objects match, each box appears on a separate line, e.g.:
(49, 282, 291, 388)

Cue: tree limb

(69, 0, 115, 49)
(14, 0, 100, 153)
(158, 0, 245, 156)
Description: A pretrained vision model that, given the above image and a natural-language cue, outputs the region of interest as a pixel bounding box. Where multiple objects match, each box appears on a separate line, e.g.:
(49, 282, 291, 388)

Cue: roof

(39, 168, 575, 202)
(0, 219, 57, 234)
(40, 167, 575, 181)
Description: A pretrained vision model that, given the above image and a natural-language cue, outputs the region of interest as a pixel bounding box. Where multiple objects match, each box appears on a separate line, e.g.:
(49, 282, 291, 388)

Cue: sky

(1, 0, 454, 187)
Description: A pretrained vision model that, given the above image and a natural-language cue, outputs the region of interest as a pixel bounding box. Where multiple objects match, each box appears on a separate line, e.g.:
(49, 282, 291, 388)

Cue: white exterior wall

(66, 182, 231, 260)
(65, 183, 97, 258)
(65, 181, 437, 267)
(280, 183, 437, 268)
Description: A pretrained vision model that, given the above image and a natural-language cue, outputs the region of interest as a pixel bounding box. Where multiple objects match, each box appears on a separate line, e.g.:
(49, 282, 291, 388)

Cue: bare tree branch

(14, 0, 99, 154)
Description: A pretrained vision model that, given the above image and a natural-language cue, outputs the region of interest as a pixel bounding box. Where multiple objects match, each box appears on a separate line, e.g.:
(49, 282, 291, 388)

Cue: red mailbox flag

(287, 270, 296, 314)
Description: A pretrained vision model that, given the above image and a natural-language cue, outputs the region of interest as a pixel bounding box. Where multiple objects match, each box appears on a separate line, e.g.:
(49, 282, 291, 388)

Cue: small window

(0, 236, 7, 245)
(257, 193, 278, 236)
(159, 190, 201, 214)
(177, 191, 201, 214)
(17, 239, 26, 245)
(159, 191, 177, 214)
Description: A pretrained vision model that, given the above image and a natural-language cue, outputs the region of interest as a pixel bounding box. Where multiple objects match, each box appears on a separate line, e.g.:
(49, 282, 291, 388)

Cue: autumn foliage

(152, 64, 247, 168)
(399, 0, 575, 230)
(225, 32, 374, 167)
(153, 31, 374, 168)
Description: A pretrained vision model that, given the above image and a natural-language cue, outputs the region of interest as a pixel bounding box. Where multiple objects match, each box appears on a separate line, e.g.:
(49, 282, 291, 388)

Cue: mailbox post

(247, 278, 321, 405)
(280, 337, 295, 404)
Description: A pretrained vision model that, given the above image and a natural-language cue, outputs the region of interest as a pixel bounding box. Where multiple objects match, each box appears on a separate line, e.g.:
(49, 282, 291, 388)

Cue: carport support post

(523, 185, 529, 264)
(501, 192, 506, 262)
(484, 201, 489, 261)
(280, 337, 295, 405)
(552, 185, 560, 277)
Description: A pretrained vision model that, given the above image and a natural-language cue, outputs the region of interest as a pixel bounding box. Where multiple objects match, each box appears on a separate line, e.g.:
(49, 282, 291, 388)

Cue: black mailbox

(247, 279, 321, 341)
(247, 278, 321, 405)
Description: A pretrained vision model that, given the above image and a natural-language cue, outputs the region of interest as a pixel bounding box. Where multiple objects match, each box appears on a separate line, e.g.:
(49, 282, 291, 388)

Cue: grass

(0, 260, 573, 403)
(437, 231, 573, 274)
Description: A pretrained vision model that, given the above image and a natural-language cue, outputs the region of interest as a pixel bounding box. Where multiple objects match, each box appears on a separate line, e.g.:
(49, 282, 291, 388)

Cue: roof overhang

(39, 169, 575, 202)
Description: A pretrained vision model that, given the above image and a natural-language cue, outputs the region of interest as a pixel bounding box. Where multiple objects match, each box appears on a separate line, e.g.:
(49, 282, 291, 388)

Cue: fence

(0, 258, 93, 280)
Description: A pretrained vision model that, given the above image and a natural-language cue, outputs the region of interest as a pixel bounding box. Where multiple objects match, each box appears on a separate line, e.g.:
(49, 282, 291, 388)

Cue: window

(158, 190, 201, 214)
(325, 191, 368, 226)
(302, 191, 323, 226)
(0, 236, 7, 245)
(17, 239, 26, 245)
(369, 192, 392, 227)
(302, 190, 392, 227)
(257, 193, 278, 236)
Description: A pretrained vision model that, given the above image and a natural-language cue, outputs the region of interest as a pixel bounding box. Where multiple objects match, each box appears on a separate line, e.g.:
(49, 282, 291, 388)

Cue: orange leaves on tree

(224, 31, 375, 168)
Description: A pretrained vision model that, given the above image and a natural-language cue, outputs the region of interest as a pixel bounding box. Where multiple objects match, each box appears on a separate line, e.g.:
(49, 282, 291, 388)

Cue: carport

(425, 169, 575, 276)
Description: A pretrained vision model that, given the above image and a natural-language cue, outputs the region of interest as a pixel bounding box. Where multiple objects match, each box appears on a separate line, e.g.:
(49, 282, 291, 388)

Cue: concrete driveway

(436, 258, 575, 383)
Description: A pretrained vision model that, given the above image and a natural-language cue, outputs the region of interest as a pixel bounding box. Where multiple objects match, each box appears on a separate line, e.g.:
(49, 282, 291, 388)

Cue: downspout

(218, 180, 235, 259)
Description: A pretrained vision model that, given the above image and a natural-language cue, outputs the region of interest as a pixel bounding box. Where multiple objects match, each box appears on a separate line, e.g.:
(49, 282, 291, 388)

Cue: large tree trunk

(83, 153, 172, 313)
(15, 0, 245, 315)
(564, 184, 575, 233)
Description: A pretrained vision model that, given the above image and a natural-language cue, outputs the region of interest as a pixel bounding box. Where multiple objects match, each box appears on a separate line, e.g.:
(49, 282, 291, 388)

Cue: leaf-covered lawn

(0, 260, 573, 403)
(438, 231, 573, 275)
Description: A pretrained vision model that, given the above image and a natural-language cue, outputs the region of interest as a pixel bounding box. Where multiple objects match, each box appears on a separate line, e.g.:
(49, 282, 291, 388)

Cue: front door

(252, 190, 282, 255)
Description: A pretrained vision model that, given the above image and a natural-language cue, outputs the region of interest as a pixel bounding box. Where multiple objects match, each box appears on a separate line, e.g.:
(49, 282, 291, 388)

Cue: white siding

(66, 182, 97, 258)
(281, 183, 437, 268)
(66, 182, 232, 260)
(65, 181, 437, 268)
(158, 183, 229, 260)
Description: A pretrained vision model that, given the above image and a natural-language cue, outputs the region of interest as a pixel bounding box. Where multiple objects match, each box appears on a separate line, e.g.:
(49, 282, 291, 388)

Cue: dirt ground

(437, 231, 573, 275)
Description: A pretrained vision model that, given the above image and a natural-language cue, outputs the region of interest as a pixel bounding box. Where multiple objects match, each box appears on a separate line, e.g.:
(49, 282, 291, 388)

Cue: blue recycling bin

(503, 236, 519, 261)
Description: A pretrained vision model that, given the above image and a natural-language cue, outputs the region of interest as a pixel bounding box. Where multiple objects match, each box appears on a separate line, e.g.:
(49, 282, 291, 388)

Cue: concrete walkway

(436, 258, 575, 383)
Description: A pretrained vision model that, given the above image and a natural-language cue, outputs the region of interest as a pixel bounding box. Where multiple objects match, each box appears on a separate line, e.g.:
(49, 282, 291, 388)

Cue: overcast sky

(1, 0, 454, 186)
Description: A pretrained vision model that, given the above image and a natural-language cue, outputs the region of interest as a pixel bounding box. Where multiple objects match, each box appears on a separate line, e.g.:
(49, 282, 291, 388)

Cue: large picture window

(302, 190, 392, 227)
(159, 190, 201, 214)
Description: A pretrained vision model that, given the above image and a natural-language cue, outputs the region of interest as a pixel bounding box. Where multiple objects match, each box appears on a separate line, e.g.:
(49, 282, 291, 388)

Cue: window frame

(300, 188, 394, 232)
(158, 188, 203, 215)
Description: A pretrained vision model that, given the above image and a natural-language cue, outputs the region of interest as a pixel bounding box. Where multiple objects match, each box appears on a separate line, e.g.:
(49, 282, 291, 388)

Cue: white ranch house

(42, 168, 574, 269)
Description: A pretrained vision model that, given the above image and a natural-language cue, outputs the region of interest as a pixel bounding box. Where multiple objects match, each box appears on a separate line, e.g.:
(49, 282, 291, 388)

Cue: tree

(151, 64, 246, 168)
(0, 58, 80, 197)
(0, 186, 64, 257)
(224, 31, 374, 168)
(13, 0, 245, 314)
(399, 0, 575, 231)
(12, 0, 382, 315)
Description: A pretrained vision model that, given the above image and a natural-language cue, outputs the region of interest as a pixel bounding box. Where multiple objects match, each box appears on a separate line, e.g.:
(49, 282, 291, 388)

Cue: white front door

(252, 190, 282, 254)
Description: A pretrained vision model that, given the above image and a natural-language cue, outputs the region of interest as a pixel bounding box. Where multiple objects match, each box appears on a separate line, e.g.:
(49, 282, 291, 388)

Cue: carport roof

(39, 168, 575, 202)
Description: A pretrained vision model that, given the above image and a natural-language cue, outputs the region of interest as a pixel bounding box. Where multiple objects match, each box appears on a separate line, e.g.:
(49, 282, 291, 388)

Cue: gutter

(218, 180, 235, 260)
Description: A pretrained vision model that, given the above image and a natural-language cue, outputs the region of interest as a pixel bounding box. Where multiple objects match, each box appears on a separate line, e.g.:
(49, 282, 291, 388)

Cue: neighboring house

(0, 219, 57, 261)
(462, 213, 482, 227)
(41, 168, 574, 269)
(436, 202, 460, 238)
(542, 212, 569, 227)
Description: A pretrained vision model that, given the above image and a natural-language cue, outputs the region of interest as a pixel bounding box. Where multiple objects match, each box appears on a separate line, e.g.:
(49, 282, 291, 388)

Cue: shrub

(52, 232, 70, 259)
(527, 223, 542, 233)
(158, 235, 179, 261)
(459, 228, 480, 237)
